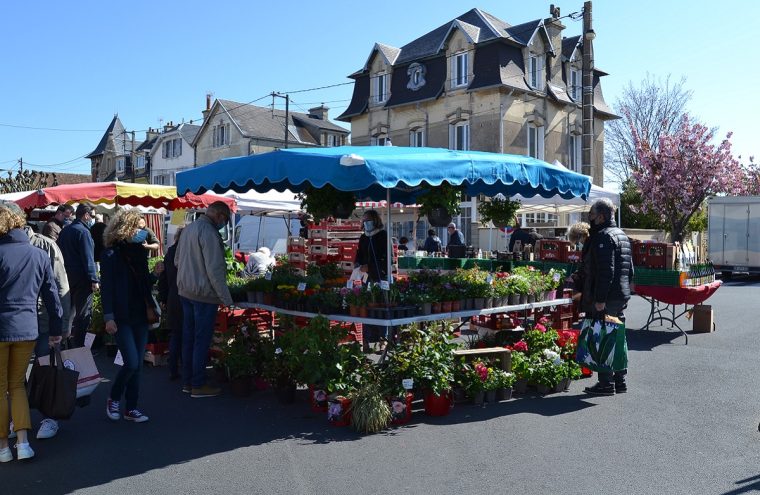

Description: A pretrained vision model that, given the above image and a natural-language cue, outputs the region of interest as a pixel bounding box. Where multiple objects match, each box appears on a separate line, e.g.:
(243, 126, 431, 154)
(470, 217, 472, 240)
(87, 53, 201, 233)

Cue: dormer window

(569, 68, 581, 100)
(529, 54, 544, 90)
(374, 73, 389, 104)
(452, 52, 469, 88)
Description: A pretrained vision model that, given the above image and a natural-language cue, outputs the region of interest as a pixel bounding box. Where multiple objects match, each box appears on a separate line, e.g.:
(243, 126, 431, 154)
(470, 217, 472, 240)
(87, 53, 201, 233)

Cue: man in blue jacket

(57, 204, 98, 348)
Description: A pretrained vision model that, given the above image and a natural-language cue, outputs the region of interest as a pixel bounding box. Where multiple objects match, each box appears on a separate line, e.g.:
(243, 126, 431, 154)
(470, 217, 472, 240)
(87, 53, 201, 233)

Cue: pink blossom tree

(631, 114, 745, 242)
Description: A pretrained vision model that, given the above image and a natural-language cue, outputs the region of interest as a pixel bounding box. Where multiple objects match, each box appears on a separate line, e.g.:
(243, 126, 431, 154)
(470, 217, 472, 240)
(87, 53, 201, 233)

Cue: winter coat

(423, 235, 442, 253)
(25, 226, 71, 337)
(157, 243, 182, 331)
(0, 229, 63, 341)
(100, 242, 154, 325)
(174, 215, 233, 306)
(355, 229, 388, 283)
(57, 220, 98, 288)
(580, 219, 633, 315)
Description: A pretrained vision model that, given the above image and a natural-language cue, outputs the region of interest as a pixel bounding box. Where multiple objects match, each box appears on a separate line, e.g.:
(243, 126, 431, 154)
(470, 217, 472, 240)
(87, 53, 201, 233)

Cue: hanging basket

(427, 208, 452, 227)
(332, 202, 355, 219)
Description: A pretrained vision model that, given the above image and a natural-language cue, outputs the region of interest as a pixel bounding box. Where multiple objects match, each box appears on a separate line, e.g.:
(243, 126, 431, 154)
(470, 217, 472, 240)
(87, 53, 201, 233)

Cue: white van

(233, 214, 299, 255)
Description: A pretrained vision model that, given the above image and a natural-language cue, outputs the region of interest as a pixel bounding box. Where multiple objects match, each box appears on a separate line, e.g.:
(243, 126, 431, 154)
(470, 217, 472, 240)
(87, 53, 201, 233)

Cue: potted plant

(342, 285, 369, 317)
(349, 364, 392, 434)
(477, 196, 521, 229)
(416, 182, 463, 227)
(495, 370, 516, 401)
(220, 329, 256, 397)
(298, 184, 357, 221)
(262, 332, 298, 404)
(469, 361, 489, 406)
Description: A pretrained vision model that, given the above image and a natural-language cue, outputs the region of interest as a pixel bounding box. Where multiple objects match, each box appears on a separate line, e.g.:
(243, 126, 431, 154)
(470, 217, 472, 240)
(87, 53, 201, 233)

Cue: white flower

(275, 348, 282, 355)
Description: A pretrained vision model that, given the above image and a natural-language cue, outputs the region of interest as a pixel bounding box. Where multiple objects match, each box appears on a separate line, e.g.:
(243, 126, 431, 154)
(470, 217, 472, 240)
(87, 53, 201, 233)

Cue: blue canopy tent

(176, 146, 592, 286)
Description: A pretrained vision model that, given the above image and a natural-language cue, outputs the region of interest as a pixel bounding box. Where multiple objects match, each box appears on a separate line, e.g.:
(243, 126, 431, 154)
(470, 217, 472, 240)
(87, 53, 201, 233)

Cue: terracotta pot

(441, 301, 452, 312)
(432, 302, 441, 313)
(358, 306, 368, 318)
(349, 305, 359, 317)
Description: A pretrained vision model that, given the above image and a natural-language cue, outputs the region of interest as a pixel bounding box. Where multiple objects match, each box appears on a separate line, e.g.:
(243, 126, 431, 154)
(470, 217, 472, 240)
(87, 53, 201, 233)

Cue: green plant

(89, 291, 104, 334)
(224, 247, 244, 283)
(349, 365, 391, 434)
(477, 197, 521, 227)
(297, 185, 357, 222)
(416, 181, 463, 219)
(385, 324, 457, 396)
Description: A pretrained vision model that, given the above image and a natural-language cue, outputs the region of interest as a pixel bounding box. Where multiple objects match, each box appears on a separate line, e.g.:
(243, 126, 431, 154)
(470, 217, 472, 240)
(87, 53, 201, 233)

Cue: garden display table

(397, 257, 576, 276)
(634, 280, 722, 344)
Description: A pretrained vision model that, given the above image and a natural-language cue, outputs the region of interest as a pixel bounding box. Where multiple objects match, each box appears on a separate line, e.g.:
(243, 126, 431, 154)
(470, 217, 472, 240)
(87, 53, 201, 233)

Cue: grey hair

(590, 198, 615, 221)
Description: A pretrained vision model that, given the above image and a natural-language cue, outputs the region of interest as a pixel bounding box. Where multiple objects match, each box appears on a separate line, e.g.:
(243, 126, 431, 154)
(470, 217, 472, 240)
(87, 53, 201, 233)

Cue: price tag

(114, 351, 124, 367)
(486, 274, 494, 285)
(84, 332, 96, 350)
(346, 279, 354, 289)
(553, 273, 561, 283)
(264, 272, 272, 281)
(402, 378, 414, 390)
(297, 282, 307, 291)
(380, 280, 390, 291)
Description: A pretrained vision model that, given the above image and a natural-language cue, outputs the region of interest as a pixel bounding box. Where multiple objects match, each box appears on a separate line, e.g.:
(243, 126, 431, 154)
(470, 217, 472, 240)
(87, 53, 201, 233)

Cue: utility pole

(582, 1, 595, 180)
(18, 157, 23, 172)
(272, 92, 290, 149)
(131, 131, 136, 183)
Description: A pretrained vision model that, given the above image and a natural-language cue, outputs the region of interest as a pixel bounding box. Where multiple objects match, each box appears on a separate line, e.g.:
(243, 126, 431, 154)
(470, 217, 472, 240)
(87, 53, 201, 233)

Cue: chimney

(544, 5, 565, 85)
(163, 121, 174, 133)
(308, 104, 329, 121)
(202, 93, 213, 121)
(146, 127, 159, 142)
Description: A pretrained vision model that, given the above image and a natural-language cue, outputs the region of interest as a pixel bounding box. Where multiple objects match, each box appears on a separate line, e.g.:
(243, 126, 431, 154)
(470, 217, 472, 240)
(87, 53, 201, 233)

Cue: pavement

(4, 276, 760, 495)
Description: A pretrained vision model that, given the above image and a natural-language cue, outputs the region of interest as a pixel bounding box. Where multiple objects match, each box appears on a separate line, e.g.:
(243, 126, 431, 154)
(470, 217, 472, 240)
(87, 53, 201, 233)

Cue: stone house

(193, 98, 350, 166)
(87, 115, 152, 183)
(150, 122, 200, 186)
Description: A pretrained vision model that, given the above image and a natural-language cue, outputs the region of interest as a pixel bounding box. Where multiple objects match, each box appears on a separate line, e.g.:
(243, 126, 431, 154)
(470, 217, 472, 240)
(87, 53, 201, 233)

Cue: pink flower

(513, 340, 528, 353)
(535, 323, 546, 333)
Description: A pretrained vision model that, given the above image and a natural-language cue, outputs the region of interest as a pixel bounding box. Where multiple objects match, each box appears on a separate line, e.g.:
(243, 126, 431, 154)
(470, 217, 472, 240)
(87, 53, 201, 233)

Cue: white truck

(707, 196, 760, 276)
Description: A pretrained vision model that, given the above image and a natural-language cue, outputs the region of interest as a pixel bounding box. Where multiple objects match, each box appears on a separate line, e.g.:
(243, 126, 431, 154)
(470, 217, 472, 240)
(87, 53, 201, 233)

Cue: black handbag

(27, 346, 79, 420)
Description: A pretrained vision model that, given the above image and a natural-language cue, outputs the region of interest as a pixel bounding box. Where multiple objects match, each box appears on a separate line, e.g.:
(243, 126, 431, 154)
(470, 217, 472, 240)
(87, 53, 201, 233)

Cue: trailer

(707, 196, 760, 277)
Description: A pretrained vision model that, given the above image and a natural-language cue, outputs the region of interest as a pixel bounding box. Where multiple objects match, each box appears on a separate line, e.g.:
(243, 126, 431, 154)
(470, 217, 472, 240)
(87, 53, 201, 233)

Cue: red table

(634, 280, 722, 344)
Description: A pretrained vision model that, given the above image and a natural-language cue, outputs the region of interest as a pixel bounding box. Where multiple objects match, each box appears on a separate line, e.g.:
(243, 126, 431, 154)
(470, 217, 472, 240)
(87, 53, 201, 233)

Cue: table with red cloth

(633, 280, 722, 344)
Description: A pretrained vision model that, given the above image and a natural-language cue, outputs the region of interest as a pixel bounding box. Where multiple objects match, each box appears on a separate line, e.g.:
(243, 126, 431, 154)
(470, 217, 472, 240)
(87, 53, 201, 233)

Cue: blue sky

(2, 0, 758, 177)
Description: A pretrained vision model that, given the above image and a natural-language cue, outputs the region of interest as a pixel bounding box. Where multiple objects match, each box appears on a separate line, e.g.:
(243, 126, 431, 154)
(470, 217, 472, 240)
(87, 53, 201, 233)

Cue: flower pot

(358, 306, 368, 318)
(349, 305, 359, 317)
(452, 387, 468, 403)
(262, 293, 273, 305)
(527, 294, 535, 304)
(485, 390, 497, 403)
(508, 294, 520, 306)
(519, 294, 528, 305)
(327, 396, 352, 427)
(535, 292, 544, 303)
(546, 289, 557, 301)
(496, 387, 513, 401)
(246, 291, 258, 303)
(473, 298, 486, 310)
(466, 298, 475, 310)
(309, 385, 329, 413)
(471, 390, 485, 406)
(230, 376, 253, 397)
(421, 302, 432, 315)
(388, 392, 414, 425)
(451, 300, 461, 312)
(424, 391, 453, 417)
(485, 297, 493, 309)
(275, 383, 297, 404)
(514, 378, 528, 393)
(427, 207, 452, 227)
(432, 302, 441, 313)
(555, 378, 570, 393)
(441, 301, 452, 312)
(536, 384, 551, 395)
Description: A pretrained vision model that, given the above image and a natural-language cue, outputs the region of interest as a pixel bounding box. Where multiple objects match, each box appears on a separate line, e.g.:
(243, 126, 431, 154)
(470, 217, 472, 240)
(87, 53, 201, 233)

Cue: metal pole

(581, 1, 595, 180)
(386, 188, 392, 287)
(284, 94, 289, 149)
(131, 131, 136, 183)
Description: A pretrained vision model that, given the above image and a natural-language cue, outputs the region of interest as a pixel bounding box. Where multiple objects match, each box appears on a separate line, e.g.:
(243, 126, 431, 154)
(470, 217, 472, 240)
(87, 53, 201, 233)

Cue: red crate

(633, 241, 669, 269)
(537, 239, 570, 262)
(287, 244, 306, 254)
(288, 252, 306, 262)
(288, 236, 306, 246)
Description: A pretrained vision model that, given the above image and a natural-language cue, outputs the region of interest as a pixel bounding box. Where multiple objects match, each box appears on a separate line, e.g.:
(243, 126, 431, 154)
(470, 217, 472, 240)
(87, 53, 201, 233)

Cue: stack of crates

(307, 220, 362, 276)
(536, 239, 570, 262)
(287, 236, 308, 275)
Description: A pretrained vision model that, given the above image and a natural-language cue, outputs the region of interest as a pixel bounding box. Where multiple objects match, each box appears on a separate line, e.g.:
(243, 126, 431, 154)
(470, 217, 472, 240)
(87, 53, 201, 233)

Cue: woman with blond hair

(0, 203, 62, 461)
(567, 221, 591, 302)
(100, 209, 160, 423)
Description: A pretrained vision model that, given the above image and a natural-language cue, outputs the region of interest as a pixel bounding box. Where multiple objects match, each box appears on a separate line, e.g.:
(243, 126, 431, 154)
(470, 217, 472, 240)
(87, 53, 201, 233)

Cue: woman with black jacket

(100, 210, 161, 423)
(355, 209, 387, 283)
(157, 228, 184, 380)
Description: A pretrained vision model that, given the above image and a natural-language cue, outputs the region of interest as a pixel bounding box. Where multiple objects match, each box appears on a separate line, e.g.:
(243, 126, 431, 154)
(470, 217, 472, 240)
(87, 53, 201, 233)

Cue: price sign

(297, 282, 307, 291)
(380, 280, 390, 291)
(402, 378, 414, 390)
(84, 332, 96, 350)
(114, 351, 124, 367)
(264, 272, 272, 281)
(553, 273, 561, 283)
(486, 274, 494, 285)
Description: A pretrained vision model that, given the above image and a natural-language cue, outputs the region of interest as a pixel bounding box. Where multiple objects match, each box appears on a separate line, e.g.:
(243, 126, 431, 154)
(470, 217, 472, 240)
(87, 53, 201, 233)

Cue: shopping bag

(37, 346, 101, 399)
(27, 346, 79, 420)
(575, 315, 628, 373)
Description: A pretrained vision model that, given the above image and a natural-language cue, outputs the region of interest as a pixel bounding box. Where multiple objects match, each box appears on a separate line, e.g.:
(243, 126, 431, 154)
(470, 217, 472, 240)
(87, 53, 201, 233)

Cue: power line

(280, 81, 354, 94)
(0, 123, 103, 132)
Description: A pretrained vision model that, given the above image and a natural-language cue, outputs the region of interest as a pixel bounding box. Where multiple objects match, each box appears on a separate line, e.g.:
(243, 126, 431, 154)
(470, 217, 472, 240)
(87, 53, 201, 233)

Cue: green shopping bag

(575, 316, 628, 372)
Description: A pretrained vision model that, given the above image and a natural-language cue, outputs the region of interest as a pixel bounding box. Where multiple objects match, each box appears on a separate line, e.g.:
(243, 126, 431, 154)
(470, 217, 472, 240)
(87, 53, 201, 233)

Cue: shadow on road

(721, 473, 760, 495)
(626, 327, 685, 351)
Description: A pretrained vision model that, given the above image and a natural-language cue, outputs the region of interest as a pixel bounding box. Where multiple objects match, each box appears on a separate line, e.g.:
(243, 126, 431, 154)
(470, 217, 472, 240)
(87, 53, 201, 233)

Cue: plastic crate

(288, 252, 306, 262)
(309, 228, 327, 239)
(288, 236, 306, 246)
(537, 239, 570, 263)
(287, 244, 306, 254)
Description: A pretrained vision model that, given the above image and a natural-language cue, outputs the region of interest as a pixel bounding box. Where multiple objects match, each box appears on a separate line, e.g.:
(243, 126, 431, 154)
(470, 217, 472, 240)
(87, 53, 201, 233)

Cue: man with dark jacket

(508, 216, 542, 252)
(57, 204, 98, 348)
(42, 205, 74, 242)
(581, 198, 633, 396)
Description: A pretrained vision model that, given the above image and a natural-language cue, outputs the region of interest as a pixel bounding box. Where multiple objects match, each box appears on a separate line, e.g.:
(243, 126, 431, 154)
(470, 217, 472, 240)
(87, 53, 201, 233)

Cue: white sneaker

(15, 442, 34, 460)
(106, 399, 121, 421)
(0, 447, 12, 463)
(124, 409, 149, 423)
(36, 419, 59, 440)
(8, 422, 16, 440)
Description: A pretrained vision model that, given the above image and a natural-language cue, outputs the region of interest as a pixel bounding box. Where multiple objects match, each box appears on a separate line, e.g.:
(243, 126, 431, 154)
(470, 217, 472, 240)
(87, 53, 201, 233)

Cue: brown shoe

(191, 385, 221, 398)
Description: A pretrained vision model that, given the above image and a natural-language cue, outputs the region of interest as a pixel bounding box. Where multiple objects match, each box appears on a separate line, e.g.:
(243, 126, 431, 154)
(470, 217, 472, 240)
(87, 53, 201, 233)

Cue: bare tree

(0, 170, 57, 194)
(604, 74, 692, 186)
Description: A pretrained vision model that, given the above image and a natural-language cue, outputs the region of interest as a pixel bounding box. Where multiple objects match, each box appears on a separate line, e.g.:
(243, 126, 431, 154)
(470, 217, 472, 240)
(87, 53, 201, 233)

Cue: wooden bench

(453, 347, 511, 372)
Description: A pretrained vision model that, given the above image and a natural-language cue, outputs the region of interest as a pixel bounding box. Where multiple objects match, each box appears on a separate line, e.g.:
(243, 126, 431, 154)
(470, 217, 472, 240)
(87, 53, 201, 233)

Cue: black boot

(584, 382, 615, 396)
(615, 381, 627, 393)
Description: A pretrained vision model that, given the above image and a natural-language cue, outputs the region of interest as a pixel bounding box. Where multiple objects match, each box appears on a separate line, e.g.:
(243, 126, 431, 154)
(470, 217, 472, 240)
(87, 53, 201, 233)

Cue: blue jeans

(110, 321, 149, 410)
(181, 297, 218, 388)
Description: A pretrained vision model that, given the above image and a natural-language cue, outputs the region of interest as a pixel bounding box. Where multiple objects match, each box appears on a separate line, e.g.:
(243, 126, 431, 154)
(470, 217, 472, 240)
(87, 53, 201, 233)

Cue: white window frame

(371, 136, 389, 146)
(116, 157, 125, 174)
(529, 54, 543, 90)
(449, 122, 470, 151)
(374, 73, 389, 104)
(569, 68, 580, 100)
(527, 124, 544, 160)
(410, 128, 425, 147)
(135, 155, 145, 171)
(327, 134, 340, 147)
(568, 134, 581, 172)
(452, 52, 469, 88)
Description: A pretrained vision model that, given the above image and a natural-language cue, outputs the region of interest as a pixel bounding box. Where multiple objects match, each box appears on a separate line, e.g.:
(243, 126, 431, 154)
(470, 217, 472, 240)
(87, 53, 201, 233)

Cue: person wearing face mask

(100, 210, 161, 423)
(174, 202, 233, 398)
(56, 204, 99, 348)
(567, 222, 590, 303)
(355, 210, 388, 352)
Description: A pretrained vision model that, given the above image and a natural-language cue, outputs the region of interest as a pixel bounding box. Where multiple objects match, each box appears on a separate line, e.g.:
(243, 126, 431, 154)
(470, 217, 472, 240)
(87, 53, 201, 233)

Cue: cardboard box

(692, 305, 714, 333)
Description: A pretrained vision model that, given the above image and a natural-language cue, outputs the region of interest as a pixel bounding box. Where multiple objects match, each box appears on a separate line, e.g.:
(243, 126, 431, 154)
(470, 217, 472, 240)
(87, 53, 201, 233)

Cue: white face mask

(363, 220, 375, 232)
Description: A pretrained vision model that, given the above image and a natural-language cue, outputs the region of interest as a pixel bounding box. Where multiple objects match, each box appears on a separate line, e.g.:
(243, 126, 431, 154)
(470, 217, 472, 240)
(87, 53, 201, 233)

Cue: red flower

(513, 340, 528, 353)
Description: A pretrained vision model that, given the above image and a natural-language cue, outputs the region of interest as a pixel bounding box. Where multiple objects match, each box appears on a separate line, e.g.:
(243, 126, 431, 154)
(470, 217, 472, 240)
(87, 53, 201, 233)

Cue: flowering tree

(632, 114, 744, 242)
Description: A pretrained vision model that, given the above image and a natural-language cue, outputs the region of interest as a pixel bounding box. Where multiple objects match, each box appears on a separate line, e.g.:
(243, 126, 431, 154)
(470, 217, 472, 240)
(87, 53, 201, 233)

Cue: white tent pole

(386, 188, 392, 287)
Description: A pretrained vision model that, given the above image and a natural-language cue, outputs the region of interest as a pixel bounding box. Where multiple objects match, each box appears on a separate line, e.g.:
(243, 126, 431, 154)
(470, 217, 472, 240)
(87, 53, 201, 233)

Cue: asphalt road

(5, 277, 760, 495)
